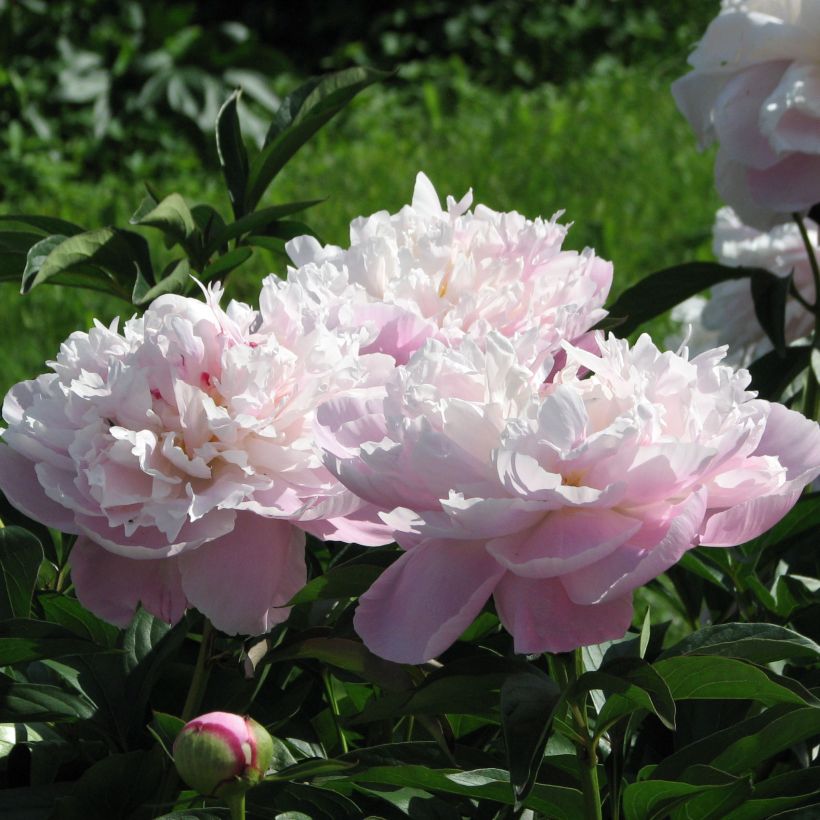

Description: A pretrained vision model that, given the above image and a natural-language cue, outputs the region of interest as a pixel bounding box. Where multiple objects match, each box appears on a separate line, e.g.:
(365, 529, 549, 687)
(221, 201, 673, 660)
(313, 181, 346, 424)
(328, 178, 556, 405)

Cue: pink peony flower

(316, 332, 820, 663)
(672, 0, 820, 228)
(280, 172, 612, 372)
(0, 281, 393, 634)
(672, 207, 818, 365)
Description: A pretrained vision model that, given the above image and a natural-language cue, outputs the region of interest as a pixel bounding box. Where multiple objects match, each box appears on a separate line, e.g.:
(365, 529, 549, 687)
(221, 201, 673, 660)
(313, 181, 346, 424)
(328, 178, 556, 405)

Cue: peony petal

(178, 512, 306, 636)
(494, 573, 634, 654)
(486, 508, 642, 578)
(746, 153, 820, 216)
(561, 490, 707, 605)
(354, 539, 506, 663)
(298, 503, 396, 546)
(0, 446, 80, 533)
(70, 537, 187, 627)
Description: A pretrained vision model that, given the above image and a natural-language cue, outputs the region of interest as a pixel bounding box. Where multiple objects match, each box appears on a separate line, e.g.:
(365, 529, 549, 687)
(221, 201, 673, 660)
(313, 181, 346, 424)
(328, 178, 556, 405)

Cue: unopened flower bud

(173, 711, 274, 798)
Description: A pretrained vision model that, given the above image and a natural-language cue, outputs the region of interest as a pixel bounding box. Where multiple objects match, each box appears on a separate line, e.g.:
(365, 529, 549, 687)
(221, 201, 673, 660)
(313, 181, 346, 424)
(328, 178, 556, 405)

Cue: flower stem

(551, 650, 603, 820)
(182, 618, 216, 723)
(792, 212, 820, 421)
(225, 791, 246, 820)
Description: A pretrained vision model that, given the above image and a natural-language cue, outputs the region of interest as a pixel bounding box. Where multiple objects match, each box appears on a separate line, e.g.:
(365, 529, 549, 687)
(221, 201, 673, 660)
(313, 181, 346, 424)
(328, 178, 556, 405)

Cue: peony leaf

(500, 668, 561, 802)
(605, 262, 769, 337)
(750, 269, 793, 357)
(38, 593, 119, 649)
(623, 766, 752, 820)
(198, 246, 252, 284)
(0, 619, 111, 666)
(287, 563, 385, 606)
(129, 192, 196, 247)
(244, 68, 388, 212)
(0, 679, 95, 722)
(653, 656, 816, 706)
(216, 88, 249, 219)
(659, 623, 820, 664)
(0, 527, 43, 620)
(207, 199, 324, 253)
(747, 344, 812, 400)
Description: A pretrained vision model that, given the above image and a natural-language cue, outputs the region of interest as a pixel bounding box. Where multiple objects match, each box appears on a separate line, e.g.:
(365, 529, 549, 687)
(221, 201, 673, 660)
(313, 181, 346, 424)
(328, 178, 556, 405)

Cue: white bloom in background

(278, 172, 613, 375)
(674, 207, 817, 365)
(672, 0, 820, 228)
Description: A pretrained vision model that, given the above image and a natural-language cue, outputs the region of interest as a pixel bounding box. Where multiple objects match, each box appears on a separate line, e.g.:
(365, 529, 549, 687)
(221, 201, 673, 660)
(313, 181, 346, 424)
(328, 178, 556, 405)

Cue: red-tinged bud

(173, 711, 274, 798)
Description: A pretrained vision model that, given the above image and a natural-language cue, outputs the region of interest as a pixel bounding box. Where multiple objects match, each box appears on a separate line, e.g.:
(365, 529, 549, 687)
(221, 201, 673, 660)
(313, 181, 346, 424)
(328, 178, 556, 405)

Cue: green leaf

(500, 669, 561, 802)
(265, 756, 357, 782)
(0, 214, 84, 236)
(199, 246, 252, 284)
(0, 678, 95, 722)
(748, 345, 812, 401)
(245, 68, 387, 212)
(0, 251, 27, 282)
(724, 768, 820, 820)
(0, 618, 110, 665)
(0, 527, 43, 620)
(624, 766, 752, 820)
(651, 704, 820, 780)
(340, 765, 584, 817)
(750, 269, 792, 357)
(21, 227, 153, 297)
(129, 192, 196, 246)
(573, 658, 676, 731)
(267, 637, 413, 693)
(605, 262, 765, 337)
(660, 623, 820, 664)
(132, 258, 191, 305)
(0, 783, 73, 820)
(216, 89, 249, 219)
(38, 592, 119, 648)
(208, 200, 323, 252)
(653, 656, 816, 706)
(191, 204, 227, 254)
(287, 563, 384, 605)
(51, 747, 165, 820)
(148, 710, 185, 759)
(122, 609, 191, 742)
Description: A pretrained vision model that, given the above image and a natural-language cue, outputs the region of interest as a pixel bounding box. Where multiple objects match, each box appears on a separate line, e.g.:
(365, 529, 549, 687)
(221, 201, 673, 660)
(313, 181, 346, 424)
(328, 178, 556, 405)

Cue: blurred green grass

(0, 63, 719, 396)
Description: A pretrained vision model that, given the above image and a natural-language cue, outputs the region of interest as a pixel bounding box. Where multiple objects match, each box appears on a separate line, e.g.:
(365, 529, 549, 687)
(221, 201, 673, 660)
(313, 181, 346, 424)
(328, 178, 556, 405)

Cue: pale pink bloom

(280, 172, 612, 372)
(672, 0, 820, 228)
(317, 332, 820, 663)
(672, 207, 818, 364)
(0, 282, 392, 634)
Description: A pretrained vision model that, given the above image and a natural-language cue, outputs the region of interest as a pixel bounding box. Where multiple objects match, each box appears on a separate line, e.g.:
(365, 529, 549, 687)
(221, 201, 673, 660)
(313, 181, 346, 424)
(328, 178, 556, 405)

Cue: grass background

(0, 60, 720, 396)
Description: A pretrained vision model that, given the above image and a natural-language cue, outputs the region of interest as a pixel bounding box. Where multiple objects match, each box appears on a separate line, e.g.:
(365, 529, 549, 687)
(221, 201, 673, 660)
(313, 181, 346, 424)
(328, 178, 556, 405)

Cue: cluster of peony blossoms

(1, 173, 819, 661)
(672, 0, 820, 229)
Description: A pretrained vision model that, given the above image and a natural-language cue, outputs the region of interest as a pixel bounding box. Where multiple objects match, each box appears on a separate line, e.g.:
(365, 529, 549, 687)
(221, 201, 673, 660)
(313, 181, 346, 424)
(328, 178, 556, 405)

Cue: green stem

(792, 212, 820, 422)
(225, 791, 246, 820)
(561, 649, 603, 820)
(322, 669, 349, 754)
(181, 619, 216, 723)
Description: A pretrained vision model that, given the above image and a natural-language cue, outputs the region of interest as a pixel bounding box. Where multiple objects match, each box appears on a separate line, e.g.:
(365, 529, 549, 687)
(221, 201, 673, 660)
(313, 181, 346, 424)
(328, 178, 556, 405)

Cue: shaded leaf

(605, 262, 765, 337)
(216, 89, 249, 219)
(748, 345, 812, 400)
(0, 527, 43, 620)
(0, 619, 110, 665)
(750, 269, 792, 357)
(724, 768, 820, 820)
(0, 678, 95, 722)
(208, 200, 323, 252)
(287, 564, 384, 606)
(148, 711, 185, 759)
(199, 246, 252, 284)
(0, 214, 83, 236)
(624, 766, 751, 820)
(267, 637, 413, 693)
(500, 669, 561, 802)
(39, 592, 120, 648)
(133, 258, 191, 305)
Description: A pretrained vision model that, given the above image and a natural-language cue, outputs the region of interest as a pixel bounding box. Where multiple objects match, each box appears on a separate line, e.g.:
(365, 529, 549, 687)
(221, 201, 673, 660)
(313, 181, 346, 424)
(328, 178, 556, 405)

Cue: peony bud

(173, 711, 274, 798)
